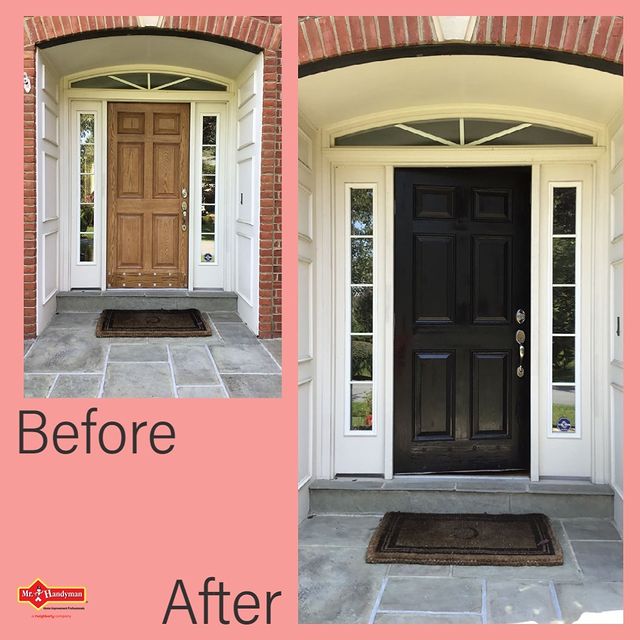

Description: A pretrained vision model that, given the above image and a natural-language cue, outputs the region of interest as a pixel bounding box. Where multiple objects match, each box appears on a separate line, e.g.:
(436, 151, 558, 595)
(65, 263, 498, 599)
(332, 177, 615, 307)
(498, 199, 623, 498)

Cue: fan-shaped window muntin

(334, 118, 593, 147)
(70, 71, 227, 92)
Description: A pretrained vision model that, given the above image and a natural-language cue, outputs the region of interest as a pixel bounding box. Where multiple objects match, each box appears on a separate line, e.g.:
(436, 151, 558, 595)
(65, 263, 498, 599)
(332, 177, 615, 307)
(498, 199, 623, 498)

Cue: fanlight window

(334, 118, 593, 147)
(70, 72, 227, 92)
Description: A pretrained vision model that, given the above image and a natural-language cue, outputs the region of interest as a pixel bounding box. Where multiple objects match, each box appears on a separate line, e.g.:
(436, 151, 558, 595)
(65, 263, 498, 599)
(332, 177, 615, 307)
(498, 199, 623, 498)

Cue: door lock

(181, 187, 188, 198)
(516, 309, 526, 324)
(181, 201, 188, 211)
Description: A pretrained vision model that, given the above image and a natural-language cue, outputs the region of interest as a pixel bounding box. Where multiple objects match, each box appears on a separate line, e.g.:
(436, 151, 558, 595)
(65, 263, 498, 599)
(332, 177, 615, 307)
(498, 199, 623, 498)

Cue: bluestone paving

(24, 374, 56, 398)
(555, 581, 623, 624)
(486, 581, 561, 624)
(49, 374, 103, 398)
(102, 362, 175, 398)
(298, 515, 623, 624)
(298, 515, 381, 548)
(571, 542, 623, 582)
(298, 546, 387, 624)
(24, 320, 280, 398)
(215, 322, 262, 344)
(177, 385, 227, 398)
(208, 311, 242, 322)
(48, 312, 100, 328)
(374, 612, 482, 624)
(108, 344, 168, 362)
(170, 345, 220, 385)
(385, 563, 452, 577)
(562, 518, 621, 541)
(380, 577, 483, 614)
(209, 343, 280, 374)
(261, 338, 282, 366)
(24, 329, 108, 373)
(222, 373, 281, 398)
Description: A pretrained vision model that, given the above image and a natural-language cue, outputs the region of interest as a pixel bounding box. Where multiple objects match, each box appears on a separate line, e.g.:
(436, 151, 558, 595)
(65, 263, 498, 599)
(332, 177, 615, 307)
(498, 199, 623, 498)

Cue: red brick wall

(23, 16, 282, 339)
(299, 16, 623, 65)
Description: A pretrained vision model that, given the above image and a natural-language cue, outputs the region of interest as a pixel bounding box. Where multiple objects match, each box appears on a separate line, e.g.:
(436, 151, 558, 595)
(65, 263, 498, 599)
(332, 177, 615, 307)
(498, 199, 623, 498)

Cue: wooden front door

(107, 103, 189, 288)
(394, 167, 531, 473)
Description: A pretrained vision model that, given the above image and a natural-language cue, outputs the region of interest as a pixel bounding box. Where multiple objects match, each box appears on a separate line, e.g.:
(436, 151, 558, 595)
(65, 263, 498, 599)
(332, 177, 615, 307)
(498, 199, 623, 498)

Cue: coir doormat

(96, 309, 212, 338)
(367, 512, 563, 566)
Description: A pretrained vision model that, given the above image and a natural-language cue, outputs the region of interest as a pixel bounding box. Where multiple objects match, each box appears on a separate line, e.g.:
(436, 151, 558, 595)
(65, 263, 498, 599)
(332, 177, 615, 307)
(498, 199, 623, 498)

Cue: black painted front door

(394, 167, 531, 473)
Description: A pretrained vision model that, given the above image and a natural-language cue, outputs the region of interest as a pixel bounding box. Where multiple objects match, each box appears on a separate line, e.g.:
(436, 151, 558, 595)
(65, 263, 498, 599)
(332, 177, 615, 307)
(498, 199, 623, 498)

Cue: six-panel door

(107, 103, 190, 288)
(394, 167, 531, 473)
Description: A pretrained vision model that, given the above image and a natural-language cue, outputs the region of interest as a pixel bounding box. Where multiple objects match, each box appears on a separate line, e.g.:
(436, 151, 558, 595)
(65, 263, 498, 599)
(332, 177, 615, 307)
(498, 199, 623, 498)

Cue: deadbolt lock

(181, 224, 187, 232)
(181, 187, 188, 198)
(516, 309, 526, 324)
(181, 201, 188, 211)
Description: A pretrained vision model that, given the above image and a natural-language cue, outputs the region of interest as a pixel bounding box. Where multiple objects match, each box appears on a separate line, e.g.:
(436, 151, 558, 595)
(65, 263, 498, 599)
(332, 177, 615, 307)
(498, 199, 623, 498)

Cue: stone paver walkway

(24, 312, 281, 398)
(299, 514, 623, 624)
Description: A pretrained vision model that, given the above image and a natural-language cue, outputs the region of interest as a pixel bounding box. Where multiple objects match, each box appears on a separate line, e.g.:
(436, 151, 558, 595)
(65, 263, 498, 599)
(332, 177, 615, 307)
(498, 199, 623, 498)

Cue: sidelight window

(78, 113, 96, 263)
(550, 184, 580, 436)
(200, 115, 217, 264)
(348, 187, 375, 432)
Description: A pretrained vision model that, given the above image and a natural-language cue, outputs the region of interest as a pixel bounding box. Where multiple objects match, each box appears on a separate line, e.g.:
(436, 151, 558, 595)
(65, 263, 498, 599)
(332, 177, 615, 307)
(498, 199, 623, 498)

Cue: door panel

(153, 144, 180, 196)
(36, 54, 61, 332)
(234, 55, 263, 333)
(414, 235, 455, 323)
(107, 103, 189, 288)
(414, 351, 455, 439)
(471, 352, 511, 437)
(394, 167, 531, 473)
(117, 214, 143, 267)
(472, 236, 511, 322)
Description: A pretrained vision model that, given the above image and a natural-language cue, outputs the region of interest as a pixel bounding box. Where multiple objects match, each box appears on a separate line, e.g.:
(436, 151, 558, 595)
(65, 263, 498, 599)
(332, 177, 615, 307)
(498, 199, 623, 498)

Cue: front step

(309, 478, 614, 519)
(57, 290, 237, 313)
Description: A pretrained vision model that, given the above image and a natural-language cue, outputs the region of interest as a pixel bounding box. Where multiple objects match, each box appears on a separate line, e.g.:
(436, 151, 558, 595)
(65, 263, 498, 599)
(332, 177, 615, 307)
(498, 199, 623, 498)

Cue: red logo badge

(17, 578, 86, 609)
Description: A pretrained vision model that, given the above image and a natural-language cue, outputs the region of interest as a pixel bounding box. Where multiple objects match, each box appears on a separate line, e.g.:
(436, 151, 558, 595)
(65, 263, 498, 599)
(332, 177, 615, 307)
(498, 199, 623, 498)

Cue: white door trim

(59, 66, 236, 293)
(323, 145, 606, 481)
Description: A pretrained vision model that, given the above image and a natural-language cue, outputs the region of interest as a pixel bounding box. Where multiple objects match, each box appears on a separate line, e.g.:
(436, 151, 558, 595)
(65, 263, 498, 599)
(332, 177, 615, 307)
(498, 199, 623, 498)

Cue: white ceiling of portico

(42, 35, 255, 80)
(299, 55, 623, 130)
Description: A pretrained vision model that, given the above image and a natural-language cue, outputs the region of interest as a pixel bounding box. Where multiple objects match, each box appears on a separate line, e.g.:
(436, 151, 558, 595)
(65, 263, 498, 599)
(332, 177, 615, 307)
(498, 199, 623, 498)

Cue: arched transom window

(70, 71, 227, 92)
(335, 118, 593, 147)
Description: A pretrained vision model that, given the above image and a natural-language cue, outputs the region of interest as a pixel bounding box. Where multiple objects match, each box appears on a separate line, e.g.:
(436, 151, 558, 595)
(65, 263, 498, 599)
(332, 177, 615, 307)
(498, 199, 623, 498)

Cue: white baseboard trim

(613, 489, 623, 537)
(298, 479, 311, 524)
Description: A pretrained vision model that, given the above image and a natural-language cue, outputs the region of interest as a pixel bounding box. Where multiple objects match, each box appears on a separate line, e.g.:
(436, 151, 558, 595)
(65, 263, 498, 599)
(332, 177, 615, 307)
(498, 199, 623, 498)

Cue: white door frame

(320, 144, 608, 482)
(58, 68, 236, 293)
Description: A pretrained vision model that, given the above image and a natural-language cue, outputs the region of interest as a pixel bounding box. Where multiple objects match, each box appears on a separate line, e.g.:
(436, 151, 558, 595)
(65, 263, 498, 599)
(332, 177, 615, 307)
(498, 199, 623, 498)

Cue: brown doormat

(96, 309, 212, 338)
(367, 512, 563, 566)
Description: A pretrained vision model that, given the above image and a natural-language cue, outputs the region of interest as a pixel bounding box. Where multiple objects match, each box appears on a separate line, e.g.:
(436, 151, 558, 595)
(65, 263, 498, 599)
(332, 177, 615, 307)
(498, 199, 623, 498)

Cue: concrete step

(309, 478, 614, 519)
(57, 290, 237, 313)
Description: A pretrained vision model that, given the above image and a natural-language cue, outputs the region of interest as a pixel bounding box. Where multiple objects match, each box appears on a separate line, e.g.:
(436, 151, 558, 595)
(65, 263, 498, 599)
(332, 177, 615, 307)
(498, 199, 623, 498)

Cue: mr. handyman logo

(18, 578, 86, 609)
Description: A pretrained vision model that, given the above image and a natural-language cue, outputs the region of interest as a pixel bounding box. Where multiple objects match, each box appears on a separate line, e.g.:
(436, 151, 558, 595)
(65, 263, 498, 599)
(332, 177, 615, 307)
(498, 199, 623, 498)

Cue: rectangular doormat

(96, 309, 212, 338)
(367, 512, 563, 566)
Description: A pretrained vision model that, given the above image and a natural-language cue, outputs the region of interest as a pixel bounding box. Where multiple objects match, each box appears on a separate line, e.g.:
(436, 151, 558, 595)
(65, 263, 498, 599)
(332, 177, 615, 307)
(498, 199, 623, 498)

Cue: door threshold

(394, 471, 530, 480)
(63, 288, 231, 296)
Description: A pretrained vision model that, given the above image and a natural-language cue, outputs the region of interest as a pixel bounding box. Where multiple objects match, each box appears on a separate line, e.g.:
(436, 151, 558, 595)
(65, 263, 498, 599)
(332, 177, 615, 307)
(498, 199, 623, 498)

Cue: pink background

(0, 2, 635, 636)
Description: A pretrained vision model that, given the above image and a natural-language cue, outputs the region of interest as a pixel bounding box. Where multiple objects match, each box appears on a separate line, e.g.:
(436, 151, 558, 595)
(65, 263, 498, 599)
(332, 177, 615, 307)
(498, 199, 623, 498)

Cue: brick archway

(298, 16, 623, 71)
(24, 16, 282, 338)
